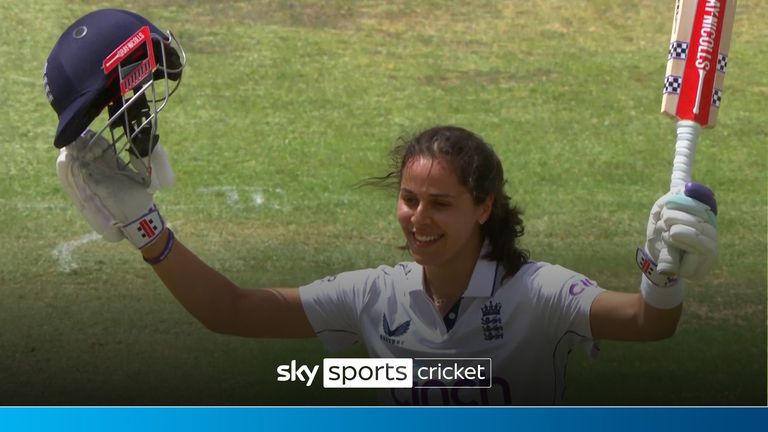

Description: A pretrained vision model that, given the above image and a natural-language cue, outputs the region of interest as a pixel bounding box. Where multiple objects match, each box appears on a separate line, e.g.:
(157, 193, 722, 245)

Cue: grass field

(0, 0, 765, 405)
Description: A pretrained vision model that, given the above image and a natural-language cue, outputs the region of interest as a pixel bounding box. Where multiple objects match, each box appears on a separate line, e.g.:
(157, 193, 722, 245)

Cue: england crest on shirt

(481, 301, 503, 341)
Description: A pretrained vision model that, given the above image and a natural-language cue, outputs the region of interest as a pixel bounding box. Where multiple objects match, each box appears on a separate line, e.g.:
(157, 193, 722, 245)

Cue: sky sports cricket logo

(276, 358, 492, 389)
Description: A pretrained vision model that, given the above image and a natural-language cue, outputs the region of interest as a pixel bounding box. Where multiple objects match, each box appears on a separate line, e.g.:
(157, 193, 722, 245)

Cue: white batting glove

(129, 143, 176, 194)
(56, 130, 174, 249)
(638, 182, 718, 286)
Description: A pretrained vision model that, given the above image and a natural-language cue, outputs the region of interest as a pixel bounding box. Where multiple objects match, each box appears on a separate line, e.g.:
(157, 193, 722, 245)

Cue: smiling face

(397, 156, 492, 271)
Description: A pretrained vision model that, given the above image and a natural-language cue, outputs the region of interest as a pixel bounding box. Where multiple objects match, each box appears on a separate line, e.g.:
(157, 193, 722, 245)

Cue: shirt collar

(463, 242, 499, 298)
(398, 262, 424, 294)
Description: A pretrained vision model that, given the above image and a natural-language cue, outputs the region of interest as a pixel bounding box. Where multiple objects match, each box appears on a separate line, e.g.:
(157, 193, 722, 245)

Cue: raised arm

(590, 291, 682, 341)
(57, 132, 315, 339)
(590, 184, 718, 341)
(141, 228, 314, 338)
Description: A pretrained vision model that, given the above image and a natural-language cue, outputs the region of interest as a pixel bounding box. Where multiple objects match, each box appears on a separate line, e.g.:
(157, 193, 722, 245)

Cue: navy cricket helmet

(43, 8, 185, 155)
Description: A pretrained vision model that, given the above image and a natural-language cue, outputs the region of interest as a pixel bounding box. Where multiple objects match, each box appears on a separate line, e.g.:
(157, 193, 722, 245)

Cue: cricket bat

(657, 0, 736, 274)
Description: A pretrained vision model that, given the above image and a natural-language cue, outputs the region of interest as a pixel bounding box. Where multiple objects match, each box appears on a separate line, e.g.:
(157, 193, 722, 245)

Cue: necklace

(431, 293, 459, 308)
(424, 276, 459, 307)
(433, 297, 448, 306)
(427, 284, 448, 306)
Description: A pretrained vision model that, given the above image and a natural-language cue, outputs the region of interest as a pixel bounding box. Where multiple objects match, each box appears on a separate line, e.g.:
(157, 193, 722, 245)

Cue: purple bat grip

(684, 182, 717, 215)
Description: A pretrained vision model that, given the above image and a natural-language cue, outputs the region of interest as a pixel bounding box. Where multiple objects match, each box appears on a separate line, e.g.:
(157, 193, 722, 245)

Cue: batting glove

(639, 182, 718, 286)
(56, 130, 174, 249)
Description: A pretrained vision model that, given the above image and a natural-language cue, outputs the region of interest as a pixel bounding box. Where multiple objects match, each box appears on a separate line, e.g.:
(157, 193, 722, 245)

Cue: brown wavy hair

(366, 125, 529, 280)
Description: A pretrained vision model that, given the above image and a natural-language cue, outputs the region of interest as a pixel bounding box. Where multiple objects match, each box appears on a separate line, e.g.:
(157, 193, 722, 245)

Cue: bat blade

(661, 0, 737, 128)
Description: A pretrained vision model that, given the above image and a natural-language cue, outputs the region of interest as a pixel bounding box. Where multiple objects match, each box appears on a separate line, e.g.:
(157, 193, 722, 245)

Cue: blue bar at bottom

(0, 407, 765, 431)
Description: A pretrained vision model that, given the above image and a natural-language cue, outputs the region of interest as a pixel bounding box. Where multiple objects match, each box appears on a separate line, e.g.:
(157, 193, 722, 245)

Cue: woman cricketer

(46, 10, 718, 405)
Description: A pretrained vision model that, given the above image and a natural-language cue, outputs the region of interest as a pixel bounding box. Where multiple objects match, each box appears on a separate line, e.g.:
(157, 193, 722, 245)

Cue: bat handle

(657, 120, 701, 276)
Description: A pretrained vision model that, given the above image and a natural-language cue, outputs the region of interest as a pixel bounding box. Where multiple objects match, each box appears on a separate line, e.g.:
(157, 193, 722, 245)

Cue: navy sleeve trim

(316, 328, 359, 336)
(551, 330, 589, 404)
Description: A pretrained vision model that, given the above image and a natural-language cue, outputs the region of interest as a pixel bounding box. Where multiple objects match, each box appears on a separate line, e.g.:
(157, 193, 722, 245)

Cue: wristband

(143, 229, 175, 265)
(636, 248, 684, 309)
(122, 205, 165, 249)
(640, 276, 684, 309)
(636, 247, 678, 288)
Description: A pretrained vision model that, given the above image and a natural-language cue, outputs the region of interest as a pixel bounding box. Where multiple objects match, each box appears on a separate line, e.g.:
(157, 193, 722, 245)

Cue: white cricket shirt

(299, 252, 605, 405)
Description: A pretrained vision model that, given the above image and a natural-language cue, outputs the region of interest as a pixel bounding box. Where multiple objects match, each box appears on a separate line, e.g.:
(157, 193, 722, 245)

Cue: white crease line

(252, 191, 265, 207)
(51, 222, 181, 273)
(198, 186, 240, 207)
(7, 202, 69, 210)
(11, 186, 288, 212)
(52, 232, 101, 273)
